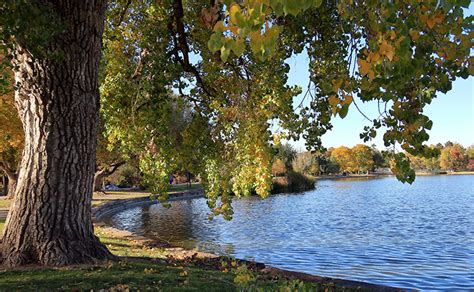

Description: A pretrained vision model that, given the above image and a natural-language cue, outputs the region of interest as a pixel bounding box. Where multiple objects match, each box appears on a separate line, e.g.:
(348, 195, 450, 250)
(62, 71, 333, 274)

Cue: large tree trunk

(1, 0, 114, 267)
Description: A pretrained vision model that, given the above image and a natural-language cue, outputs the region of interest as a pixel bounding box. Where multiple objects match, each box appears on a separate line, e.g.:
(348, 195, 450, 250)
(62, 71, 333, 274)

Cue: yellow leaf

(390, 30, 396, 40)
(328, 95, 340, 107)
(367, 52, 380, 63)
(424, 12, 445, 29)
(331, 78, 343, 92)
(426, 18, 436, 29)
(409, 30, 420, 41)
(357, 58, 372, 77)
(228, 25, 238, 35)
(379, 40, 395, 61)
(229, 4, 241, 25)
(342, 94, 353, 106)
(213, 21, 225, 32)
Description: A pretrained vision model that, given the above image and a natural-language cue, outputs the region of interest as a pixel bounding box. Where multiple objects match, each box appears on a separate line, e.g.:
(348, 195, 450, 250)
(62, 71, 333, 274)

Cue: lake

(103, 175, 474, 290)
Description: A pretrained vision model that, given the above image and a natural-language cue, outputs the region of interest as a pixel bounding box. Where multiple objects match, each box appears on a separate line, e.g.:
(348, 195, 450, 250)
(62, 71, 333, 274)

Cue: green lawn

(0, 225, 350, 291)
(0, 225, 239, 290)
(169, 183, 201, 193)
(0, 187, 360, 291)
(0, 259, 240, 290)
(0, 184, 202, 210)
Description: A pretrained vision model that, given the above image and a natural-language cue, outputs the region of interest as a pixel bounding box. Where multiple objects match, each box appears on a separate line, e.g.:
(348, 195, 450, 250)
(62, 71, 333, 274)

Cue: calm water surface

(103, 175, 474, 290)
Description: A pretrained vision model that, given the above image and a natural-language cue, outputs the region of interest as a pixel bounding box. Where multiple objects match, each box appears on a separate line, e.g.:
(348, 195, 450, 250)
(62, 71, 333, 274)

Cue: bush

(272, 171, 315, 194)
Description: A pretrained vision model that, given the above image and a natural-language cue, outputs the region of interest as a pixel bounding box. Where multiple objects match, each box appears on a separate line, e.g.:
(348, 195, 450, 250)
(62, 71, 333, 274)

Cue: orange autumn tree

(331, 146, 357, 173)
(439, 143, 468, 171)
(0, 90, 23, 199)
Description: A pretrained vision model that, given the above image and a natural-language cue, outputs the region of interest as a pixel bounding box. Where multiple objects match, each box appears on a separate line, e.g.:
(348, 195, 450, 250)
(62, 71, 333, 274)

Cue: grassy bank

(0, 183, 202, 210)
(0, 185, 392, 291)
(0, 224, 363, 291)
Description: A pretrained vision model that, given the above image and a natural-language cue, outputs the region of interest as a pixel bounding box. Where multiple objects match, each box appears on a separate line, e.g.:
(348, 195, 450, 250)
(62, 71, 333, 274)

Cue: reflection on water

(103, 175, 474, 290)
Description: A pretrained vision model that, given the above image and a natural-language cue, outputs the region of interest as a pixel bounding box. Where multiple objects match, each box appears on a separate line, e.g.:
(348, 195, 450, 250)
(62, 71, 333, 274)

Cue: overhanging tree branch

(171, 0, 215, 100)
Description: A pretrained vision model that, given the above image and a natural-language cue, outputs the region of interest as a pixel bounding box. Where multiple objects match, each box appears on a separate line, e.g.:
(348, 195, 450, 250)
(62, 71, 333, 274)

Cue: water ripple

(103, 175, 474, 291)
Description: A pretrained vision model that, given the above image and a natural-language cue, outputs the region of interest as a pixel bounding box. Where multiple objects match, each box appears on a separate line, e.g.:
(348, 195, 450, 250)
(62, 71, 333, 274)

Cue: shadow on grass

(0, 260, 238, 291)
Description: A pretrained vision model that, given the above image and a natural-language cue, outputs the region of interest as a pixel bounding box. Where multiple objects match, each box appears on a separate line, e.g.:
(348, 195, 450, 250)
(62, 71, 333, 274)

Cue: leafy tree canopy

(1, 0, 473, 219)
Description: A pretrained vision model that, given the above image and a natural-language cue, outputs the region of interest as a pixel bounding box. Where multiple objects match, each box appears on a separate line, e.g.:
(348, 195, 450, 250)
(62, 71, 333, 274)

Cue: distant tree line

(274, 142, 474, 177)
(406, 142, 473, 173)
(290, 144, 386, 176)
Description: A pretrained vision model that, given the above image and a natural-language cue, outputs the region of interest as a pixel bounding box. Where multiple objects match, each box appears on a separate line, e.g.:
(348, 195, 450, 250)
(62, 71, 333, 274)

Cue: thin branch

(115, 0, 132, 27)
(352, 97, 372, 122)
(296, 80, 312, 110)
(0, 162, 16, 178)
(171, 0, 214, 100)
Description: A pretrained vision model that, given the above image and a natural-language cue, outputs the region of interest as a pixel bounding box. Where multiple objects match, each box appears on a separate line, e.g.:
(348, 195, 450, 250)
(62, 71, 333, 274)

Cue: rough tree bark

(1, 0, 114, 266)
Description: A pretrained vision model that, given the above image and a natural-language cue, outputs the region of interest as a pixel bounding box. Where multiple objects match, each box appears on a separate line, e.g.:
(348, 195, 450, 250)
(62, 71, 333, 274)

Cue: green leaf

(232, 38, 245, 56)
(338, 104, 349, 118)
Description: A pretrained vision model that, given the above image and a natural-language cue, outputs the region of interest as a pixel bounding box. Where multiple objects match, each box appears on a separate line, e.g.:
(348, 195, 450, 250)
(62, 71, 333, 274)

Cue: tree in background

(0, 81, 23, 199)
(467, 145, 474, 171)
(440, 144, 468, 171)
(291, 151, 313, 174)
(423, 156, 441, 173)
(352, 144, 374, 173)
(309, 151, 330, 176)
(407, 152, 426, 171)
(466, 145, 474, 160)
(274, 143, 297, 172)
(94, 130, 127, 192)
(370, 145, 386, 170)
(272, 143, 297, 178)
(331, 146, 357, 173)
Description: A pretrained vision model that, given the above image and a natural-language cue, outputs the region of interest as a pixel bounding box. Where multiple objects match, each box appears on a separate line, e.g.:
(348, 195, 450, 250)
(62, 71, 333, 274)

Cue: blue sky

(285, 4, 474, 151)
(189, 5, 473, 151)
(285, 54, 473, 151)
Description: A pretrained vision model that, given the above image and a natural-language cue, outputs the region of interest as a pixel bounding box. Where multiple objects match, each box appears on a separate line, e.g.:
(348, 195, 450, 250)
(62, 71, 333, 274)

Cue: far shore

(312, 171, 474, 180)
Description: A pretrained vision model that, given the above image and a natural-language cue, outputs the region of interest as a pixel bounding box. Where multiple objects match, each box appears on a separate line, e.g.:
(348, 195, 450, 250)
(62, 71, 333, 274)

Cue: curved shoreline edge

(92, 190, 407, 292)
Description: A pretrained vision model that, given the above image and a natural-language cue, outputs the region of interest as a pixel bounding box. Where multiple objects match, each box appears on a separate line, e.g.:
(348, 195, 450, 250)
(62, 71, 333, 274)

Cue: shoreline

(312, 171, 474, 181)
(92, 190, 405, 291)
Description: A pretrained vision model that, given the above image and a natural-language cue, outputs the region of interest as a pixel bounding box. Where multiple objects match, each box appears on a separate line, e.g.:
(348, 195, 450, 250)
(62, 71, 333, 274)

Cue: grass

(0, 200, 11, 209)
(0, 259, 239, 291)
(0, 184, 365, 291)
(169, 183, 201, 193)
(0, 225, 239, 290)
(0, 225, 355, 291)
(0, 184, 203, 210)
